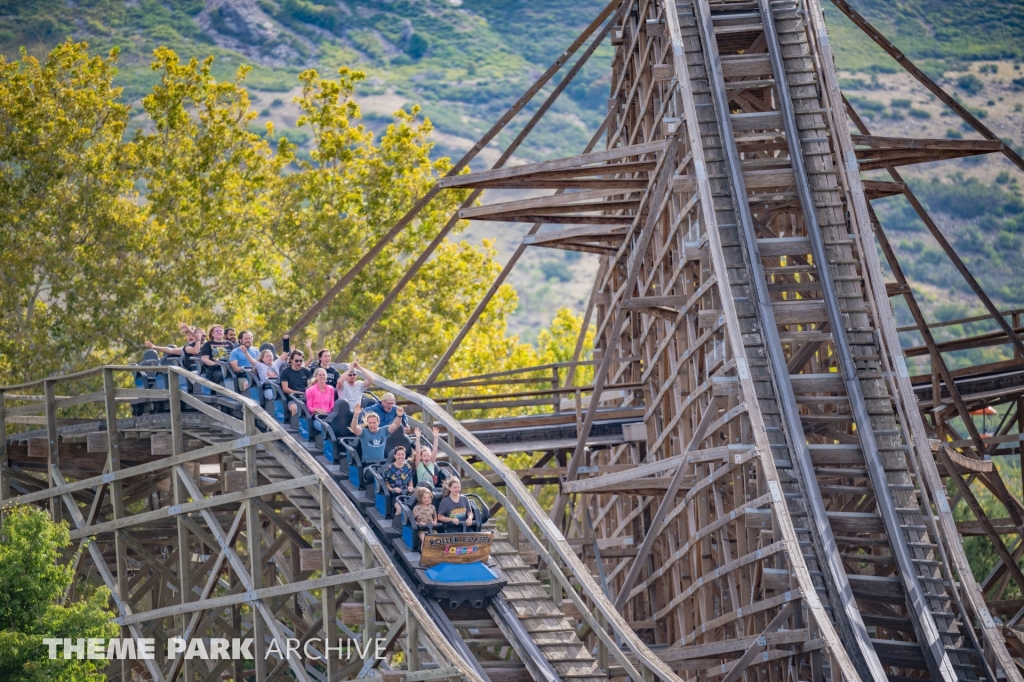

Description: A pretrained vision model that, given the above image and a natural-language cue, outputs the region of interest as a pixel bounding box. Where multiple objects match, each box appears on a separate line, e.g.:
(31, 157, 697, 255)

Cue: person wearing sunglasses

(363, 391, 408, 433)
(278, 350, 311, 417)
(338, 360, 374, 410)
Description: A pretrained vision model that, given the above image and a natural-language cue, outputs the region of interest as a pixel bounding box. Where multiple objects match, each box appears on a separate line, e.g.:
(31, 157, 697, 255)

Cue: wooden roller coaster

(4, 0, 1024, 680)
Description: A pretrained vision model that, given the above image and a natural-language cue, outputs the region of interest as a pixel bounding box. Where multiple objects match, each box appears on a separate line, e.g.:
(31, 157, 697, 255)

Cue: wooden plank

(438, 140, 666, 188)
(757, 237, 810, 257)
(116, 566, 387, 626)
(150, 432, 174, 456)
(827, 512, 885, 534)
(524, 225, 628, 247)
(789, 373, 845, 393)
(731, 111, 783, 131)
(68, 474, 318, 540)
(720, 54, 772, 78)
(771, 299, 827, 324)
(459, 188, 638, 218)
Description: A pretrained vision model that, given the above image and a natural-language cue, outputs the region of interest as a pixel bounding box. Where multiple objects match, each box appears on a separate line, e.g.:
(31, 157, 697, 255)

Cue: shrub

(945, 128, 963, 139)
(407, 33, 429, 60)
(914, 175, 1013, 219)
(909, 108, 931, 119)
(890, 98, 912, 109)
(282, 0, 340, 31)
(979, 215, 1003, 233)
(954, 225, 986, 252)
(957, 74, 984, 94)
(539, 261, 572, 282)
(996, 230, 1022, 251)
(847, 95, 885, 112)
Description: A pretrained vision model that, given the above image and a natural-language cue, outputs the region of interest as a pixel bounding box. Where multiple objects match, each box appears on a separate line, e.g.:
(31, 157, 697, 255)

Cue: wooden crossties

(426, 0, 1024, 680)
(1, 365, 680, 682)
(5, 0, 1024, 679)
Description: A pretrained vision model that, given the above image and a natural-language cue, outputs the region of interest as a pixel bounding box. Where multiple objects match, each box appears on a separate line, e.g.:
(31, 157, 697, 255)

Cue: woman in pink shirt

(305, 368, 335, 415)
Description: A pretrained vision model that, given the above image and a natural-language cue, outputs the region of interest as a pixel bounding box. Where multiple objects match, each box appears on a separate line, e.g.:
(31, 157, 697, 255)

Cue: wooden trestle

(5, 0, 1024, 681)
(0, 367, 679, 682)
(433, 0, 1024, 681)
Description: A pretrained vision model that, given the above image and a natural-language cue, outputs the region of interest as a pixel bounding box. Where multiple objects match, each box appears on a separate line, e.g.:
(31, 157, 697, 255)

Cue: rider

(351, 403, 403, 463)
(437, 478, 474, 530)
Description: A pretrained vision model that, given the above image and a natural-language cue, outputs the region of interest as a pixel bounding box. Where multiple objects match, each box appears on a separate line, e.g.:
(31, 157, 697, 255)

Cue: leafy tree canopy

(0, 40, 593, 387)
(0, 506, 118, 682)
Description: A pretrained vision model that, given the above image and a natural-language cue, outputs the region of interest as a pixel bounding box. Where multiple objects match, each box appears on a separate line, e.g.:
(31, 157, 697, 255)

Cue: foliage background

(0, 506, 118, 682)
(0, 42, 593, 387)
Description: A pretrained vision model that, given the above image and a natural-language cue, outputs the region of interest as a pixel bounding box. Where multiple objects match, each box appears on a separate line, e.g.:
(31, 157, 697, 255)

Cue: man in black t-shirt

(278, 350, 312, 417)
(200, 325, 234, 383)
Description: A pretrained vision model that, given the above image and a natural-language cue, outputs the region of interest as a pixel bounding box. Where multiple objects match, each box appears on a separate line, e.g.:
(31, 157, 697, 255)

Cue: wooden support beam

(830, 0, 1024, 173)
(614, 395, 722, 609)
(102, 369, 129, 682)
(287, 0, 626, 337)
(67, 475, 317, 541)
(321, 481, 339, 680)
(44, 379, 60, 523)
(117, 566, 386, 627)
(720, 602, 796, 682)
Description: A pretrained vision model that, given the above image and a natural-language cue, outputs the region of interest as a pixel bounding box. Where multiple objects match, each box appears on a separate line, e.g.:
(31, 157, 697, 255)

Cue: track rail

(679, 0, 1001, 679)
(0, 365, 682, 682)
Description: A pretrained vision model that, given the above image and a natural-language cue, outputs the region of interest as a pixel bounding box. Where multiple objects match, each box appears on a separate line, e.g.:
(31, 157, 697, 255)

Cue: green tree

(0, 506, 118, 681)
(136, 47, 286, 332)
(0, 41, 592, 391)
(0, 42, 148, 382)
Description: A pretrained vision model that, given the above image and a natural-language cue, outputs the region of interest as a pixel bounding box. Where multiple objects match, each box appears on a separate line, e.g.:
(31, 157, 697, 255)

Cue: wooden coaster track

(0, 366, 677, 682)
(5, 0, 1024, 680)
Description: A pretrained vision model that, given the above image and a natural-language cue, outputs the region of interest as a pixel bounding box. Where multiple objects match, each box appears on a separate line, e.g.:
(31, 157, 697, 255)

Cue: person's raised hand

(396, 406, 405, 417)
(304, 338, 313, 349)
(432, 426, 440, 438)
(414, 427, 421, 438)
(144, 340, 154, 349)
(354, 403, 362, 415)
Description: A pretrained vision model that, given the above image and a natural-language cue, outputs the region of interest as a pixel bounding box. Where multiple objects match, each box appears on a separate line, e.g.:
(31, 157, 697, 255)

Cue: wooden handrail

(371, 373, 682, 682)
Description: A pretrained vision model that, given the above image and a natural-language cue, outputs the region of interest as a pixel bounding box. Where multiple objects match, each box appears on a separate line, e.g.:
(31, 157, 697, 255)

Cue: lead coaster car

(393, 495, 507, 609)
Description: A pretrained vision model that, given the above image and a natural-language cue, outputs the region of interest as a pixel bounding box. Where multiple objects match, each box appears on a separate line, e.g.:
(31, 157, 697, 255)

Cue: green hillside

(1, 0, 1023, 341)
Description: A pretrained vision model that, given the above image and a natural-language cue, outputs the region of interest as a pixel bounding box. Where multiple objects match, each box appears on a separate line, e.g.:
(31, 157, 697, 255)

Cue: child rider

(383, 446, 415, 516)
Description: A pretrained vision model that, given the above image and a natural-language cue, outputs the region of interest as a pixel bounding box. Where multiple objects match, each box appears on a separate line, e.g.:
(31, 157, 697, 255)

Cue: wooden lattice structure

(5, 0, 1024, 680)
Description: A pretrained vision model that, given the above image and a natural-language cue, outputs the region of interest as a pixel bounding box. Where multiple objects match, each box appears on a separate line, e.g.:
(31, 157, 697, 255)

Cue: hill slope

(2, 0, 1023, 342)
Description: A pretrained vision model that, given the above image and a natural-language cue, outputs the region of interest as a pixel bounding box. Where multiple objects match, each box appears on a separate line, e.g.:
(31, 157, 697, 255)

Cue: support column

(103, 369, 127, 682)
(44, 379, 61, 523)
(362, 537, 376, 643)
(0, 389, 8, 507)
(406, 604, 420, 673)
(244, 407, 267, 680)
(320, 483, 338, 679)
(169, 375, 191, 682)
